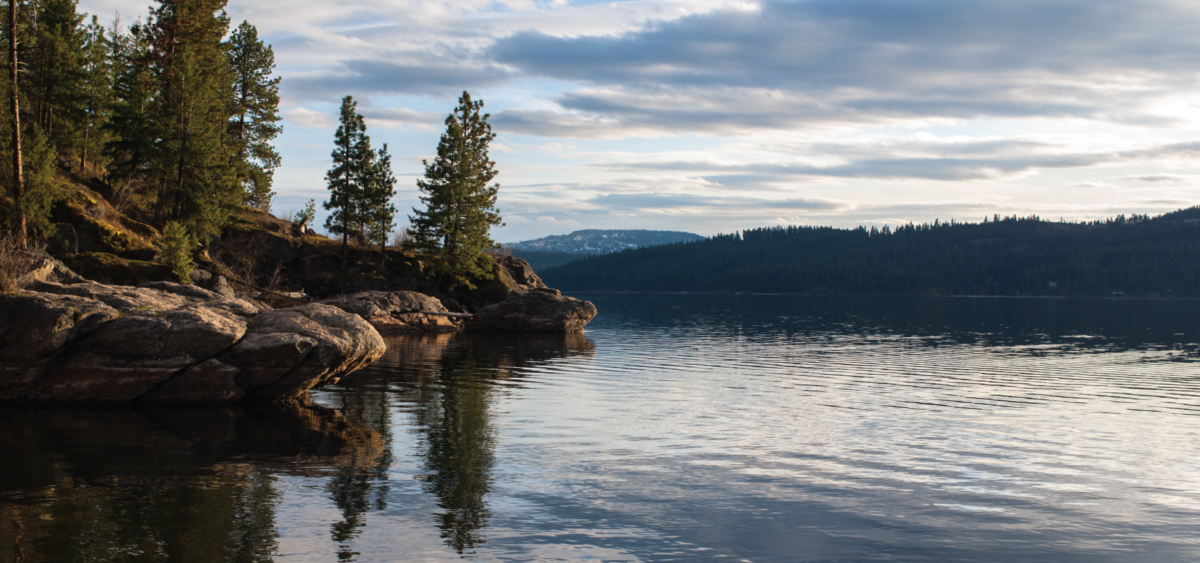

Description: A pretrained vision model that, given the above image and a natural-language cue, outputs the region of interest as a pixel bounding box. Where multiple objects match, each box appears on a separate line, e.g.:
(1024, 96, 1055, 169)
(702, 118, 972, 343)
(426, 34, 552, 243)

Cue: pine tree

(77, 16, 111, 173)
(103, 18, 155, 194)
(408, 91, 504, 289)
(227, 21, 281, 211)
(363, 143, 397, 258)
(6, 0, 27, 246)
(158, 220, 194, 283)
(324, 95, 369, 266)
(26, 0, 86, 155)
(144, 0, 238, 242)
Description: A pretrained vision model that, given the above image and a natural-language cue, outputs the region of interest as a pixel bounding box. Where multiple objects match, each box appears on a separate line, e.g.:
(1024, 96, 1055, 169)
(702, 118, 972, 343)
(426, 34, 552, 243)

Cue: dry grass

(0, 231, 48, 293)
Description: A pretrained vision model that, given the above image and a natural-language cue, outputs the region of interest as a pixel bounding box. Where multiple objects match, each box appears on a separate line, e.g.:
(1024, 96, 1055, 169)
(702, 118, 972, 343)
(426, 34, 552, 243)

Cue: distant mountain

(505, 229, 704, 272)
(507, 229, 704, 254)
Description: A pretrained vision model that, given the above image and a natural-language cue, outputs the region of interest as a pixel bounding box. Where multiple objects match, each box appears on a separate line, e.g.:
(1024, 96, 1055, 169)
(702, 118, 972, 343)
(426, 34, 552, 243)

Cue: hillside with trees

(0, 1, 520, 311)
(2, 0, 282, 254)
(539, 209, 1200, 298)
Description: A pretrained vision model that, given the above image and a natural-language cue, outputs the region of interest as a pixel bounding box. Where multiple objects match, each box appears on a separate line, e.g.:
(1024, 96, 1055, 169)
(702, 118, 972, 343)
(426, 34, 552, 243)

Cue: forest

(539, 209, 1200, 297)
(1, 0, 281, 247)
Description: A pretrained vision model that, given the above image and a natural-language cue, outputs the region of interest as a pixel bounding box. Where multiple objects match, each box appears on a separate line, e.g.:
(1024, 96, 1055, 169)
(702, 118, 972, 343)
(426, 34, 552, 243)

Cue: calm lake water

(3, 295, 1199, 562)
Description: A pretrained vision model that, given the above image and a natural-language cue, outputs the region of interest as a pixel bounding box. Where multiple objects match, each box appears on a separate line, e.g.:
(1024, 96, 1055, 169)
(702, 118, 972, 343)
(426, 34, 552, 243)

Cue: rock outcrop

(1, 277, 385, 406)
(321, 290, 463, 333)
(466, 290, 597, 333)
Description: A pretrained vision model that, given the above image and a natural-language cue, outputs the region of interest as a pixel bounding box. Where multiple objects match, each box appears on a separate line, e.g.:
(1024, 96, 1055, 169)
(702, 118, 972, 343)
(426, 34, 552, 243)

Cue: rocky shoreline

(0, 257, 596, 406)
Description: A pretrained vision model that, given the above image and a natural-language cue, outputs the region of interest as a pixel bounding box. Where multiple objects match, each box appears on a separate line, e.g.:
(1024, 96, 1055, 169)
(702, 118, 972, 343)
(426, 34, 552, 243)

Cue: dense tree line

(2, 0, 281, 246)
(540, 208, 1200, 297)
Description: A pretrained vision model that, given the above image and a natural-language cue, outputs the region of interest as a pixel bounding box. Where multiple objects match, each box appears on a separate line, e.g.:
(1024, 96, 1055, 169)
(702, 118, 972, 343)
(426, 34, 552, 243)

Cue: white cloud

(282, 108, 335, 128)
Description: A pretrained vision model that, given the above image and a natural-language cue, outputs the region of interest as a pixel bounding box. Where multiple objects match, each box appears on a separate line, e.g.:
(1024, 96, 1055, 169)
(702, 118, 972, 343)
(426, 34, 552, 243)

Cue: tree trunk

(9, 0, 25, 249)
(80, 103, 90, 172)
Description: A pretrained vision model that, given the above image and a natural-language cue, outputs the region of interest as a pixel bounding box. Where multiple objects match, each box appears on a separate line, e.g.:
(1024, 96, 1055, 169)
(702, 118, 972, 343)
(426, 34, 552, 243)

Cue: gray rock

(0, 278, 386, 406)
(141, 280, 222, 301)
(207, 274, 237, 300)
(239, 304, 385, 401)
(140, 359, 244, 404)
(0, 293, 119, 400)
(498, 255, 547, 289)
(17, 256, 87, 287)
(27, 280, 190, 311)
(23, 305, 248, 404)
(321, 290, 461, 333)
(467, 291, 597, 333)
(224, 332, 319, 389)
(189, 269, 213, 284)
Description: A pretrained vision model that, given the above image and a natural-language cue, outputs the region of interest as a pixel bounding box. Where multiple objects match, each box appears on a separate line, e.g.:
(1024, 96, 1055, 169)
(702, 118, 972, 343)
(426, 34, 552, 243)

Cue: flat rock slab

(321, 290, 462, 333)
(467, 291, 597, 333)
(0, 278, 386, 406)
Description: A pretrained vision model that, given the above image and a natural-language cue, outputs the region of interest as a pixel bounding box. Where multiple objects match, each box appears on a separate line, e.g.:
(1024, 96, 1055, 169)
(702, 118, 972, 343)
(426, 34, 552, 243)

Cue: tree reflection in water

(324, 357, 396, 561)
(0, 398, 386, 563)
(326, 332, 595, 556)
(413, 349, 498, 554)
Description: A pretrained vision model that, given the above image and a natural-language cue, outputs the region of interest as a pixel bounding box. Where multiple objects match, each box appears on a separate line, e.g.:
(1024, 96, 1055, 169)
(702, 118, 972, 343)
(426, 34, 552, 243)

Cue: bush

(0, 231, 48, 293)
(157, 222, 194, 284)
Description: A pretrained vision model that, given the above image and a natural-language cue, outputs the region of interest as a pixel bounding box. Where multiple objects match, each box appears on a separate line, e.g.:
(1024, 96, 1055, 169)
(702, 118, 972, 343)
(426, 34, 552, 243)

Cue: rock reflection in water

(0, 396, 385, 563)
(322, 331, 595, 555)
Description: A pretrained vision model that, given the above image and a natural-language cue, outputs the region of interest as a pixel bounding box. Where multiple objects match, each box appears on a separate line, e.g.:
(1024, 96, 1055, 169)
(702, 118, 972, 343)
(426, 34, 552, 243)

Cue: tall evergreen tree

(144, 0, 237, 242)
(363, 143, 397, 258)
(103, 18, 155, 196)
(27, 0, 85, 154)
(78, 15, 111, 173)
(408, 91, 504, 289)
(324, 95, 368, 265)
(227, 20, 280, 211)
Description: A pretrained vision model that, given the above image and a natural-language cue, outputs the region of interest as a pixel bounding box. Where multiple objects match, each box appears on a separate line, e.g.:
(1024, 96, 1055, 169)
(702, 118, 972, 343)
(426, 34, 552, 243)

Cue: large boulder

(0, 275, 386, 406)
(466, 290, 597, 332)
(321, 290, 462, 333)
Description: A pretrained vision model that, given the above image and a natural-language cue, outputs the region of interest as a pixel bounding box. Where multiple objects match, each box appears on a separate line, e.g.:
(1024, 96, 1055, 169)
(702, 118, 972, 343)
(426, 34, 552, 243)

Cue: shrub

(158, 222, 195, 284)
(0, 231, 48, 293)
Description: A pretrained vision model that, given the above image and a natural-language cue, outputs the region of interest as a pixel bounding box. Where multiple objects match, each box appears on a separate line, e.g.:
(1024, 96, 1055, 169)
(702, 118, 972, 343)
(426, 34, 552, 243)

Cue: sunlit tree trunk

(8, 0, 25, 249)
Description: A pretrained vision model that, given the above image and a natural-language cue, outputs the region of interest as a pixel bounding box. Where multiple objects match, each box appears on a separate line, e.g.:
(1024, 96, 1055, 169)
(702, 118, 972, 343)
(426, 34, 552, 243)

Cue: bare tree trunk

(8, 0, 25, 249)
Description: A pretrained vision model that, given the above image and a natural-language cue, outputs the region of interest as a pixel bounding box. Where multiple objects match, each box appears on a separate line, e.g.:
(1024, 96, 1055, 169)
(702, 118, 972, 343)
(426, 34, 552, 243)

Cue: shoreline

(557, 290, 1199, 301)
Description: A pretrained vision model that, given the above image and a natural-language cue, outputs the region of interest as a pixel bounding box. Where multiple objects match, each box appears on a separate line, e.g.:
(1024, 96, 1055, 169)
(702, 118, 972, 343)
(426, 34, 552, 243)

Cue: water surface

(3, 295, 1198, 562)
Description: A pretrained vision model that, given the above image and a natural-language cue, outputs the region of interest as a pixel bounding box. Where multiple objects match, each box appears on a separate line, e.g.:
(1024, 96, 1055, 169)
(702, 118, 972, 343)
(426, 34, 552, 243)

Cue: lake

(2, 294, 1198, 562)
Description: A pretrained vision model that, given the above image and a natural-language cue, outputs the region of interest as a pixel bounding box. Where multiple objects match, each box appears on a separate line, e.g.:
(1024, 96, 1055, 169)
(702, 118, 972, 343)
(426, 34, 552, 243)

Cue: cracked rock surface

(1, 278, 385, 406)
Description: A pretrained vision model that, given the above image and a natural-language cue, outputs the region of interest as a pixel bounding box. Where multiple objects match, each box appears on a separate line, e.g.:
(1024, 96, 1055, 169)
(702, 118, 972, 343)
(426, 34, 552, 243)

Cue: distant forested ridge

(539, 209, 1200, 297)
(506, 229, 703, 271)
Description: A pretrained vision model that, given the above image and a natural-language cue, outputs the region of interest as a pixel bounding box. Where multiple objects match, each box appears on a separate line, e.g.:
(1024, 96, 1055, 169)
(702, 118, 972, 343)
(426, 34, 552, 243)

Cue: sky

(78, 0, 1200, 242)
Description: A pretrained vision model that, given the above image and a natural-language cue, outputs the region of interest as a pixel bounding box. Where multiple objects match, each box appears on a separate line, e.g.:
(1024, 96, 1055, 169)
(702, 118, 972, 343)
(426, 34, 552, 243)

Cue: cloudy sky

(80, 0, 1200, 241)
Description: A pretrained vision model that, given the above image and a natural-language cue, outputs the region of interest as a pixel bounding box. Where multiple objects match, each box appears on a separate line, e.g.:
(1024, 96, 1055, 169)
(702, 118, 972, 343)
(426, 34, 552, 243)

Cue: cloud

(284, 59, 513, 101)
(587, 192, 846, 212)
(282, 108, 335, 128)
(595, 141, 1200, 182)
(1116, 174, 1192, 185)
(486, 0, 1200, 134)
(361, 106, 443, 129)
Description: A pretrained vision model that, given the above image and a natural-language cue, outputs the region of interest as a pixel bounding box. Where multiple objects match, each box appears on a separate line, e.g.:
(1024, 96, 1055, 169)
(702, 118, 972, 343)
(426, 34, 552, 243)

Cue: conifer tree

(144, 0, 238, 242)
(363, 143, 397, 257)
(325, 95, 369, 266)
(227, 21, 281, 211)
(27, 0, 86, 154)
(104, 19, 155, 195)
(78, 16, 110, 173)
(408, 91, 504, 288)
(6, 0, 27, 246)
